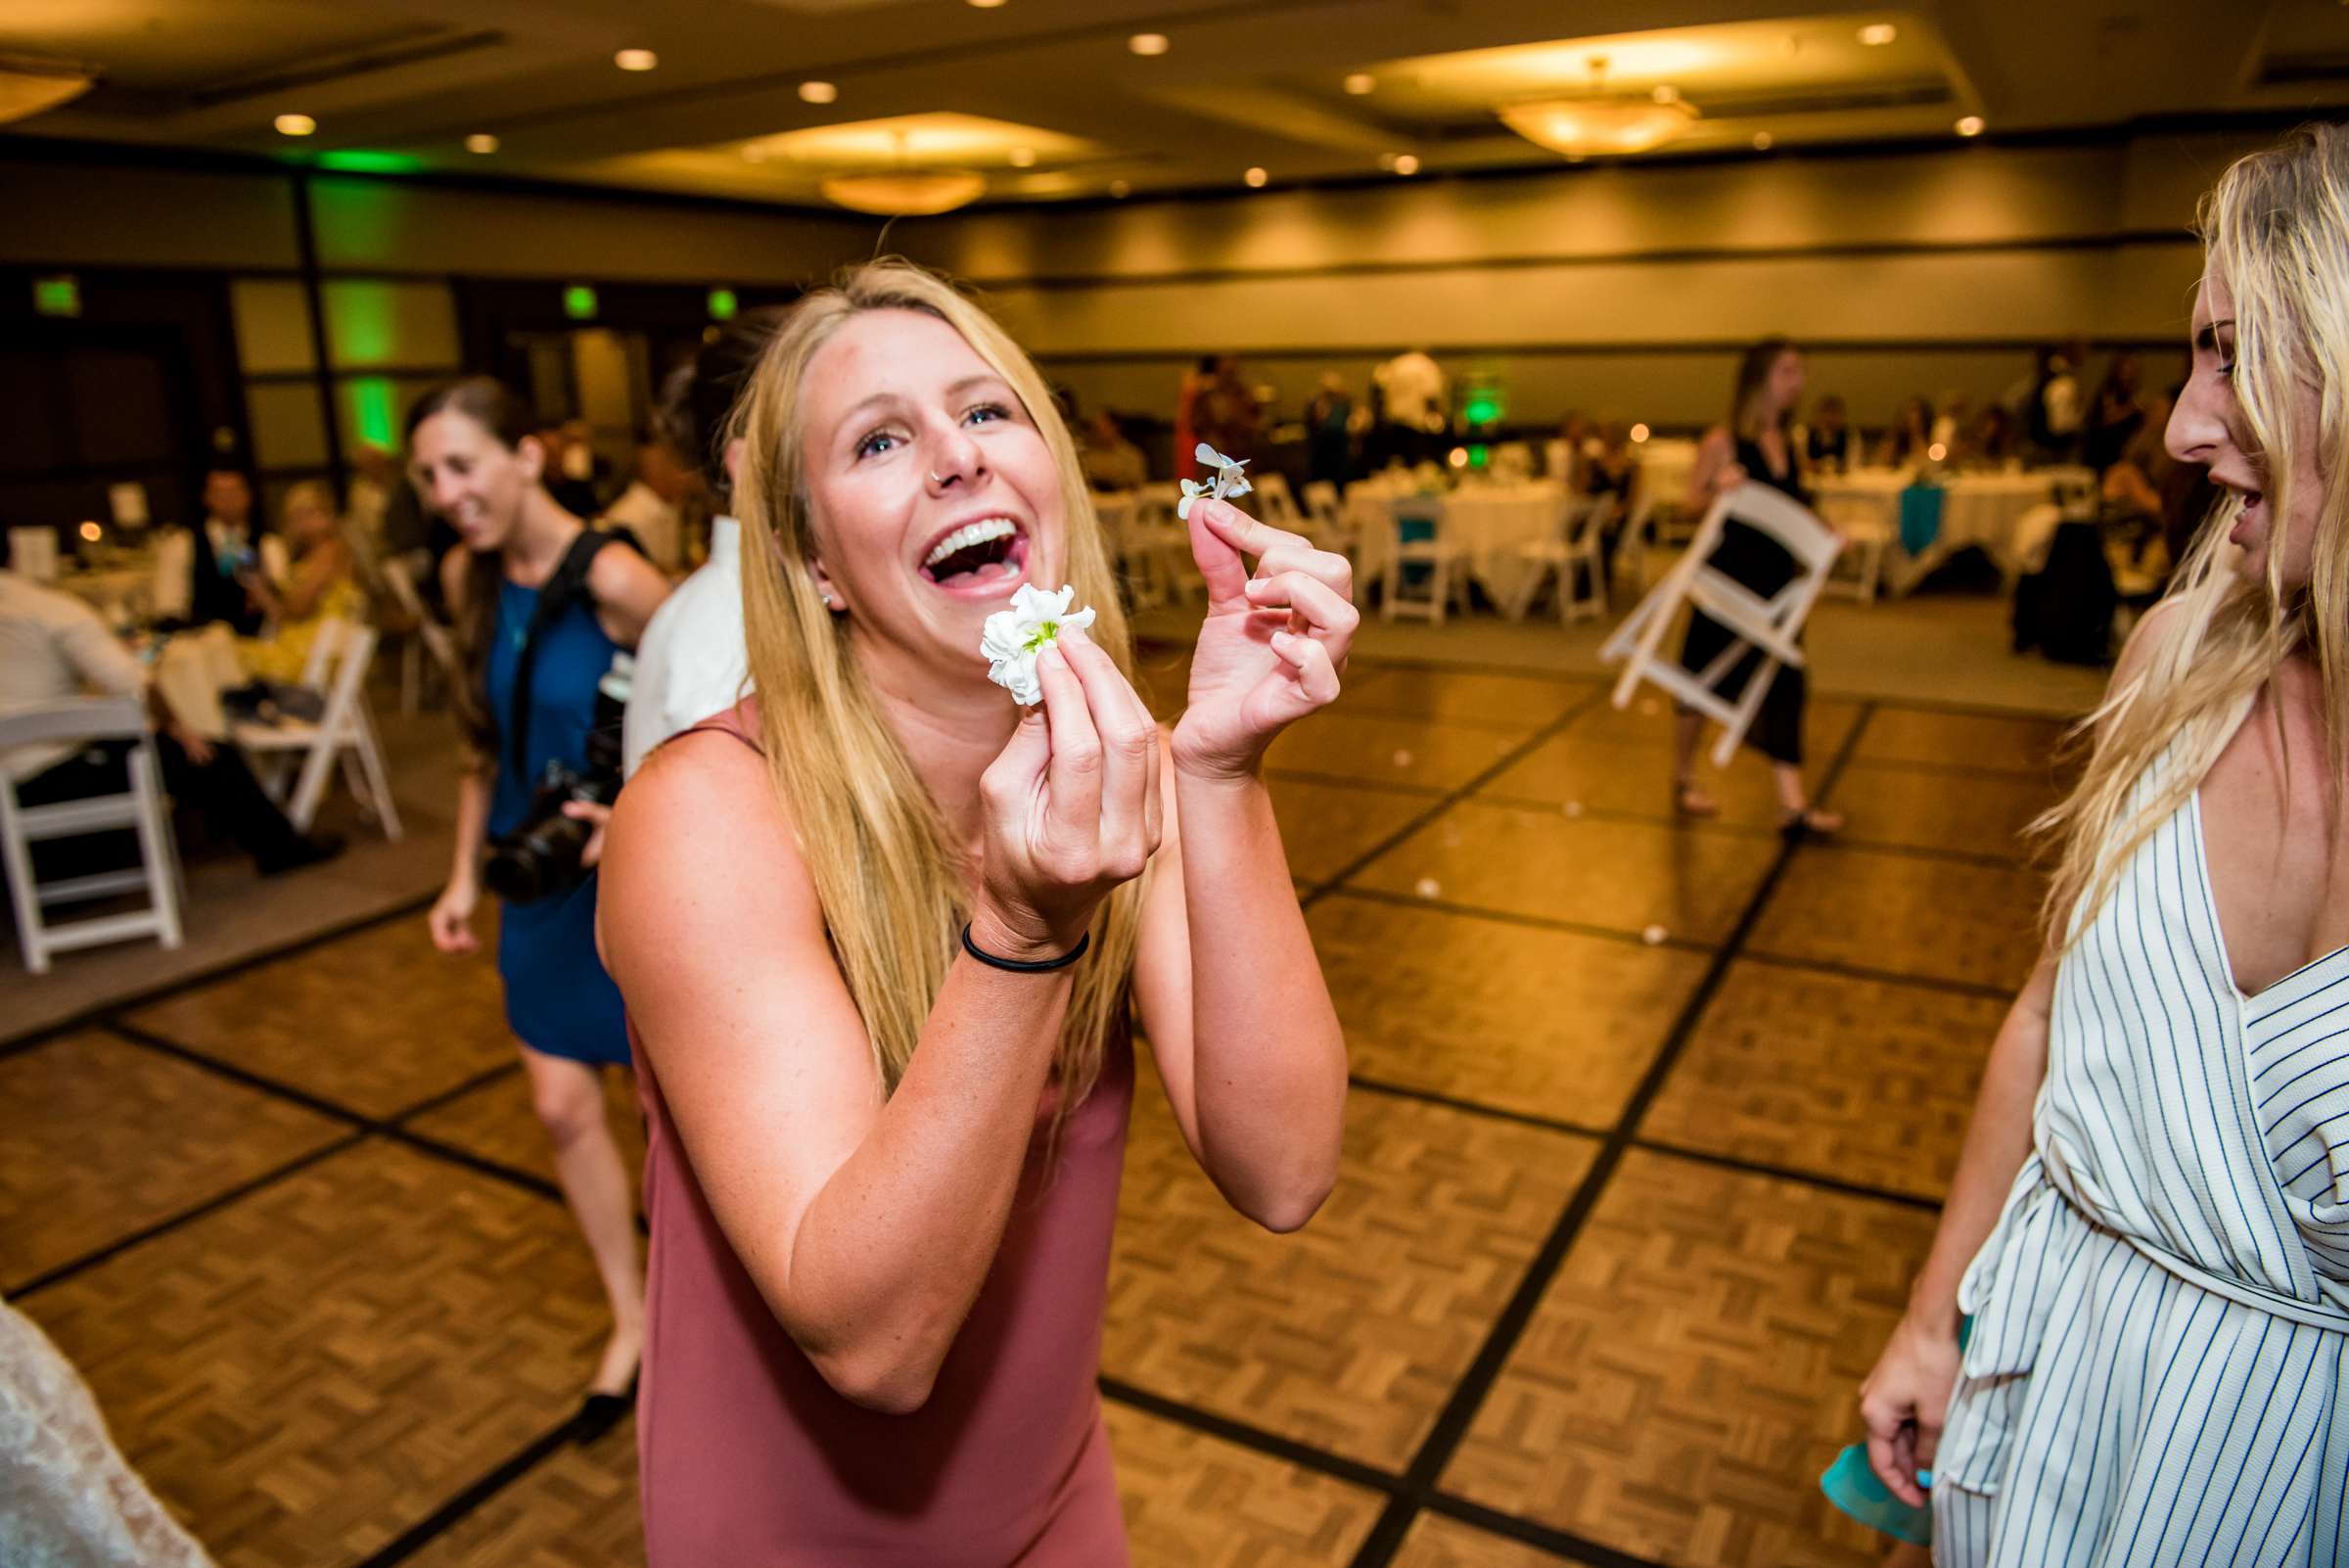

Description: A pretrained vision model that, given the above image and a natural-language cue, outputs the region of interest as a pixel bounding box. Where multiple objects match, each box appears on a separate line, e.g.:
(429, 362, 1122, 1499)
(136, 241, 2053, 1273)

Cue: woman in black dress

(1672, 338, 1843, 834)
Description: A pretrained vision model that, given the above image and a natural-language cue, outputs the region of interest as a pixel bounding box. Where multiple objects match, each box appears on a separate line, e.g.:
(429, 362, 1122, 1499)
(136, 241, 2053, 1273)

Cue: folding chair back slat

(0, 696, 183, 973)
(1598, 482, 1843, 768)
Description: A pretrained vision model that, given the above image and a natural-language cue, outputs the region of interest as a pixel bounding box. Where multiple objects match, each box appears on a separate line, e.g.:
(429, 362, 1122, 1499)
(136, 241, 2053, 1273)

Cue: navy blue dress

(485, 577, 631, 1067)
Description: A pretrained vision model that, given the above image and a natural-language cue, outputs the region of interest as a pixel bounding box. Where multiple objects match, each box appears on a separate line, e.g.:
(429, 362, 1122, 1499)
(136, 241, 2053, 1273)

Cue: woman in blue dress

(409, 379, 671, 1428)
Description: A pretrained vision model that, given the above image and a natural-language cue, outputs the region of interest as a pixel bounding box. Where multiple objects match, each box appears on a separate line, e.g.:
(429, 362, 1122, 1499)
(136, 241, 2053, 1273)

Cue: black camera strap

(506, 529, 621, 781)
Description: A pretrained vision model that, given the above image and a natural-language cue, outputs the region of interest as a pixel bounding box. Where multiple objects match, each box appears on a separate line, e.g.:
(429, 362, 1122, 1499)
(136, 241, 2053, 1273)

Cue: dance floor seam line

(1317, 884, 1720, 953)
(345, 1412, 592, 1568)
(1297, 692, 1609, 910)
(1733, 945, 2021, 1000)
(6, 1130, 367, 1300)
(0, 889, 440, 1055)
(1267, 765, 1452, 799)
(1335, 700, 1881, 1568)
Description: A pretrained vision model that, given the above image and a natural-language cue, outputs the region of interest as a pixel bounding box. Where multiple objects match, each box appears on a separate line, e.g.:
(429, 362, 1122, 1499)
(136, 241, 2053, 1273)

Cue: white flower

(1178, 441, 1253, 519)
(980, 582, 1096, 706)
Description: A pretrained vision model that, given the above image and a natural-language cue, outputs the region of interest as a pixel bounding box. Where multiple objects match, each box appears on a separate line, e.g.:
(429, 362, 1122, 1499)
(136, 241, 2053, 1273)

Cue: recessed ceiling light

(1393, 153, 1420, 175)
(1859, 22, 1898, 45)
(1752, 131, 1774, 150)
(1128, 32, 1170, 56)
(465, 133, 499, 155)
(1956, 115, 1986, 137)
(1244, 165, 1267, 187)
(1344, 72, 1375, 95)
(1009, 146, 1036, 167)
(274, 114, 315, 136)
(968, 0, 1007, 7)
(615, 48, 658, 71)
(1109, 178, 1131, 198)
(799, 80, 837, 104)
(1652, 84, 1681, 104)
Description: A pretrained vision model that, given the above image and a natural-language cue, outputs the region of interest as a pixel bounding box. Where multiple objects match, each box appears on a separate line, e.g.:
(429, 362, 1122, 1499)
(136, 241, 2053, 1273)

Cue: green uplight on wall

(1468, 443, 1492, 469)
(1462, 392, 1503, 427)
(349, 378, 398, 449)
(315, 149, 427, 175)
(33, 275, 80, 318)
(563, 285, 598, 320)
(708, 288, 738, 321)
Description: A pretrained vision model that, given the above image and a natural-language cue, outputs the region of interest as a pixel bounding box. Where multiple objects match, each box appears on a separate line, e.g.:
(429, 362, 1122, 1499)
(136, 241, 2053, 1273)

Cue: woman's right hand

(428, 878, 481, 955)
(973, 627, 1163, 961)
(1857, 1310, 1962, 1507)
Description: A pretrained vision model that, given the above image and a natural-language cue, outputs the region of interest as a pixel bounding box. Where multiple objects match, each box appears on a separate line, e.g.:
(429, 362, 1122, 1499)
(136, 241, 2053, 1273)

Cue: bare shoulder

(590, 536, 671, 603)
(602, 728, 820, 970)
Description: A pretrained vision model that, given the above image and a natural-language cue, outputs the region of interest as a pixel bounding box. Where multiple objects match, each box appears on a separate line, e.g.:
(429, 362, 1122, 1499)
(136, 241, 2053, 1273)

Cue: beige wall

(892, 133, 2258, 431)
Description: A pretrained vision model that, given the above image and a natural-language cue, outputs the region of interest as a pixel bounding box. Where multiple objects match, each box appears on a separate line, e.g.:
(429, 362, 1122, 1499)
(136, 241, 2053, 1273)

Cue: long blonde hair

(2040, 123, 2349, 943)
(730, 259, 1143, 1125)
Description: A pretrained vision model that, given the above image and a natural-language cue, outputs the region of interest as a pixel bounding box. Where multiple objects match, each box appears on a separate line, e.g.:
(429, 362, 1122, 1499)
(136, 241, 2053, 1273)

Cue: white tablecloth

(1352, 482, 1566, 610)
(1810, 465, 2097, 592)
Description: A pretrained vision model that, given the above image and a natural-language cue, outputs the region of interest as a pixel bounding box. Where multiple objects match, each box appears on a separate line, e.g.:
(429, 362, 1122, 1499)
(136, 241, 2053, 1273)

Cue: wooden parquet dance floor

(2, 656, 2076, 1567)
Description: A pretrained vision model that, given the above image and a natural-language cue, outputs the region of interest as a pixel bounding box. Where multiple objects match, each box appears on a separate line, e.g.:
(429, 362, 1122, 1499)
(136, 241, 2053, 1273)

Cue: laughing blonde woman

(1859, 124, 2349, 1566)
(598, 261, 1352, 1565)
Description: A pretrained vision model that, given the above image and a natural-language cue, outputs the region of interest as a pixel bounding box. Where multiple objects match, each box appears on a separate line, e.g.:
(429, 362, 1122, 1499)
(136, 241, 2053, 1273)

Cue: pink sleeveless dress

(634, 705, 1135, 1566)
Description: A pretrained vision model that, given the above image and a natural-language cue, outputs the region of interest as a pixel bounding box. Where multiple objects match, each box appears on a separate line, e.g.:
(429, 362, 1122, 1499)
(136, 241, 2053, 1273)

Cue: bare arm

(1683, 426, 1740, 516)
(586, 543, 671, 649)
(427, 546, 493, 955)
(1129, 498, 1354, 1230)
(1130, 758, 1347, 1230)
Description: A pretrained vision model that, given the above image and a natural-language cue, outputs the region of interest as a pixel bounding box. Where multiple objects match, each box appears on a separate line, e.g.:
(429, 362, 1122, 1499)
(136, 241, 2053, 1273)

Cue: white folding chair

(1096, 492, 1161, 610)
(234, 618, 402, 839)
(1380, 495, 1464, 624)
(1513, 492, 1617, 624)
(379, 552, 459, 715)
(1599, 484, 1842, 768)
(1253, 472, 1303, 528)
(0, 697, 184, 975)
(1134, 485, 1200, 602)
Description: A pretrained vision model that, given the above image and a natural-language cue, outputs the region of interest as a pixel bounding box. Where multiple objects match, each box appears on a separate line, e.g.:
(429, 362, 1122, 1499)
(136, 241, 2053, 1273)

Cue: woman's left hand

(1171, 498, 1357, 780)
(563, 799, 615, 869)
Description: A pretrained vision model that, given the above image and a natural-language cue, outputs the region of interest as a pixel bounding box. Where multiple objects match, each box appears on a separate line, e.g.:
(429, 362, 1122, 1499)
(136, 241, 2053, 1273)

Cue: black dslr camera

(484, 654, 632, 903)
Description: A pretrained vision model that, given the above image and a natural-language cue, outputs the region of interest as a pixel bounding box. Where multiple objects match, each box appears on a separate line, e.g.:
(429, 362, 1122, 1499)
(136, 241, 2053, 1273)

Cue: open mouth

(917, 516, 1031, 598)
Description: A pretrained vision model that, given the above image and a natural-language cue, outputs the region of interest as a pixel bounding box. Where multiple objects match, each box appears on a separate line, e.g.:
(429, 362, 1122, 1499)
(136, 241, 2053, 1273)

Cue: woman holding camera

(411, 379, 671, 1431)
(599, 261, 1351, 1562)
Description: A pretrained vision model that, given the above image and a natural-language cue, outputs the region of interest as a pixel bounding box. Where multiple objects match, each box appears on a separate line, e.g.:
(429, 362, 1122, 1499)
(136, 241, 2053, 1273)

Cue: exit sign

(563, 284, 598, 320)
(34, 275, 80, 317)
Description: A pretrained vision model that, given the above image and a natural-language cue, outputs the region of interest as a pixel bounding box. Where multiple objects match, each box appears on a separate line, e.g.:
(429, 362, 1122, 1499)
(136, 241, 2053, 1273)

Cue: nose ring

(929, 470, 944, 485)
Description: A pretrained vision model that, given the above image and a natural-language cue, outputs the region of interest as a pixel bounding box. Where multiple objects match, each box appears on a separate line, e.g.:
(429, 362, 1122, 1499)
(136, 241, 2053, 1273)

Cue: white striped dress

(1936, 744, 2349, 1566)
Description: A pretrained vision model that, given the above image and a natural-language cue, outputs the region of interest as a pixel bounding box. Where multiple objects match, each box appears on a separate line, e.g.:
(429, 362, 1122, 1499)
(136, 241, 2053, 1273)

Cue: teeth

(924, 518, 1017, 569)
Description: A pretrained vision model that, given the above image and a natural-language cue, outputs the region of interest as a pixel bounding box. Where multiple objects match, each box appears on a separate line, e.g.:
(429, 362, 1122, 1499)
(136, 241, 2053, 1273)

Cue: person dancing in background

(599, 260, 1352, 1564)
(410, 379, 671, 1435)
(1859, 123, 2349, 1565)
(1672, 337, 1844, 835)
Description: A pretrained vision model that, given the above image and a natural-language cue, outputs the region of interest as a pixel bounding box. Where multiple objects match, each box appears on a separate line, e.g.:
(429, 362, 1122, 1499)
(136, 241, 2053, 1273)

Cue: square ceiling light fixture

(1499, 55, 1697, 159)
(0, 53, 93, 125)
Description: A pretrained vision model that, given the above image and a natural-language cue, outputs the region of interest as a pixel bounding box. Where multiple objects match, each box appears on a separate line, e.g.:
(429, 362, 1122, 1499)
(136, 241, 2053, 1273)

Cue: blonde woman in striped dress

(1858, 123, 2349, 1566)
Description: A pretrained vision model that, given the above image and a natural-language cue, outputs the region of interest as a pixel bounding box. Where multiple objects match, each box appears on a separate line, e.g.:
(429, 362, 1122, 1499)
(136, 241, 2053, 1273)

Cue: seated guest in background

(1079, 410, 1148, 492)
(604, 433, 692, 574)
(1930, 392, 1969, 456)
(1584, 417, 1640, 586)
(536, 424, 602, 519)
(1802, 393, 1853, 473)
(234, 481, 363, 683)
(1675, 338, 1842, 836)
(621, 310, 779, 779)
(1305, 374, 1354, 491)
(1962, 403, 2023, 466)
(186, 466, 284, 635)
(2082, 350, 2145, 472)
(1877, 394, 1935, 466)
(1, 564, 341, 877)
(1196, 353, 1262, 464)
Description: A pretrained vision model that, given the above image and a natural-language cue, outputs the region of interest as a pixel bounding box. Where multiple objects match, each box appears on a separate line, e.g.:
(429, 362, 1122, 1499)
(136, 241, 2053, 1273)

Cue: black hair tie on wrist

(961, 922, 1090, 973)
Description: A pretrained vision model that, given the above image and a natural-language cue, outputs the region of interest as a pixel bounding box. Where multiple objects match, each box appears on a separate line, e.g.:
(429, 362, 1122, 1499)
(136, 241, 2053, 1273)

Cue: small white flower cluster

(981, 582, 1096, 706)
(1178, 442, 1252, 521)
